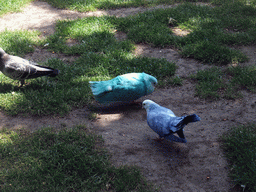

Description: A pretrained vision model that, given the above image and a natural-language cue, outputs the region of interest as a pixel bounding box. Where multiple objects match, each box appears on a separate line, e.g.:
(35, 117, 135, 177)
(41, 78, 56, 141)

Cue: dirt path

(1, 1, 256, 191)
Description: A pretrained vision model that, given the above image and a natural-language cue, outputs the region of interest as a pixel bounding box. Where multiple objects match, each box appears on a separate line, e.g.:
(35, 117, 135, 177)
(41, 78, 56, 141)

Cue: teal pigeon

(89, 73, 157, 103)
(142, 100, 201, 143)
(0, 47, 59, 87)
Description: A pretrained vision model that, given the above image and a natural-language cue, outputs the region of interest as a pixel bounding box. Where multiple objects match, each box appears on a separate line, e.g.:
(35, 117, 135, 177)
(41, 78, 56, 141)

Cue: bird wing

(112, 75, 140, 91)
(90, 73, 150, 103)
(90, 74, 142, 96)
(3, 56, 56, 80)
(147, 109, 183, 137)
(156, 105, 176, 117)
(3, 59, 33, 80)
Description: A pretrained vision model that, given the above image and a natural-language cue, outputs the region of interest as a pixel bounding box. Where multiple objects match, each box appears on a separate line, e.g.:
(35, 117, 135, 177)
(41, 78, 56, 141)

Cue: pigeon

(0, 47, 59, 87)
(142, 100, 200, 143)
(89, 72, 157, 103)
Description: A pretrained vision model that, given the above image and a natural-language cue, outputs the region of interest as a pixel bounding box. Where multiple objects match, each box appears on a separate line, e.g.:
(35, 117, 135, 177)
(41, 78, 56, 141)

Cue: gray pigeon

(0, 47, 59, 87)
(142, 99, 201, 143)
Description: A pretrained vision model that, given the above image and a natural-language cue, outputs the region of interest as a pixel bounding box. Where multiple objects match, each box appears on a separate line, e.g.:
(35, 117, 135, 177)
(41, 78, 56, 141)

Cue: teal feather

(89, 73, 157, 103)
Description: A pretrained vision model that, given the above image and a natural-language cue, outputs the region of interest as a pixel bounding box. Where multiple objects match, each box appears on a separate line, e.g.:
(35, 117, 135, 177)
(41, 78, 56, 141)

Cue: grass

(221, 124, 256, 192)
(0, 30, 40, 56)
(40, 0, 212, 12)
(0, 0, 33, 16)
(0, 17, 176, 115)
(2, 1, 255, 65)
(114, 2, 256, 64)
(0, 58, 94, 116)
(44, 15, 177, 81)
(0, 126, 154, 191)
(1, 1, 256, 191)
(227, 65, 256, 92)
(1, 1, 256, 114)
(190, 67, 227, 99)
(190, 65, 256, 99)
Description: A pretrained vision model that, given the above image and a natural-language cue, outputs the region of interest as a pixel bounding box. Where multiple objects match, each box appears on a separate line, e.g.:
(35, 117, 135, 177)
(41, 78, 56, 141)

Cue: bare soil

(1, 1, 256, 191)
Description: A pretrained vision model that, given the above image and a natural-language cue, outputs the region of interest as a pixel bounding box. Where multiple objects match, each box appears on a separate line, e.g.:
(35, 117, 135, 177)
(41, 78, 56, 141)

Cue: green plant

(0, 126, 154, 191)
(0, 0, 33, 16)
(228, 66, 256, 92)
(0, 30, 40, 56)
(191, 67, 226, 99)
(0, 18, 176, 115)
(222, 124, 256, 192)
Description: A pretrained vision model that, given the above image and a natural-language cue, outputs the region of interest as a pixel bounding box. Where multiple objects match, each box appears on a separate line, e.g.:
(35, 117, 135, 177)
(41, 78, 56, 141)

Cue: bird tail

(33, 63, 59, 77)
(89, 81, 112, 96)
(177, 114, 201, 127)
(48, 69, 59, 77)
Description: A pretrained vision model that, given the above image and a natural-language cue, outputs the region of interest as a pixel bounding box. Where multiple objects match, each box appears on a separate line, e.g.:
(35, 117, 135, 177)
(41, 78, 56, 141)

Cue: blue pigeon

(142, 100, 200, 143)
(0, 47, 59, 87)
(89, 73, 157, 103)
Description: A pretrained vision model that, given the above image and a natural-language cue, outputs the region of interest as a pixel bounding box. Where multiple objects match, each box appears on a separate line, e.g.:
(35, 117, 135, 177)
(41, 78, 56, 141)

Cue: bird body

(142, 100, 200, 143)
(89, 73, 157, 103)
(0, 47, 59, 86)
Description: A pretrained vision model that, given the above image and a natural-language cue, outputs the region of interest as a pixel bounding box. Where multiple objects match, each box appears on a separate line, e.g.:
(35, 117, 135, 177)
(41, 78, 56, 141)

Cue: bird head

(0, 47, 6, 68)
(142, 99, 157, 111)
(143, 73, 157, 94)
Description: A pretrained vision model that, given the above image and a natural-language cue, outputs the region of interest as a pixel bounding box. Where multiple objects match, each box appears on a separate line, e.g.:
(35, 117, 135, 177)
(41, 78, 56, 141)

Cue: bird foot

(17, 82, 23, 88)
(17, 80, 27, 88)
(18, 82, 30, 88)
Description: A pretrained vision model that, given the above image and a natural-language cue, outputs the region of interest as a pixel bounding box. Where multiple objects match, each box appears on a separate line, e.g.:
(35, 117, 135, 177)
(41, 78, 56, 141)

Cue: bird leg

(165, 134, 187, 143)
(176, 129, 186, 139)
(18, 80, 30, 87)
(18, 80, 25, 87)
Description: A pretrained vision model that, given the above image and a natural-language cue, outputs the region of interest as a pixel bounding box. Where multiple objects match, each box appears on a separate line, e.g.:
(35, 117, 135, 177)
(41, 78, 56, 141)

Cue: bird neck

(149, 104, 159, 111)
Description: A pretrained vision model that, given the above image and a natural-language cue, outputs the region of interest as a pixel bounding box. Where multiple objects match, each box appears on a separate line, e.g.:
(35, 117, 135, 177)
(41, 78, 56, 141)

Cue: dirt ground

(1, 1, 256, 191)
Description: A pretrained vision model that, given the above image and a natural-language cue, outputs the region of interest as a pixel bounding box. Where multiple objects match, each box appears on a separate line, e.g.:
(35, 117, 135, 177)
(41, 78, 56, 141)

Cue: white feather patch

(107, 86, 112, 91)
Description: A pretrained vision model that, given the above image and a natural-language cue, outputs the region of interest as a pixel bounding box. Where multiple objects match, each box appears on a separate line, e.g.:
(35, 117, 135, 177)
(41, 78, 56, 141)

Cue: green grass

(0, 17, 176, 115)
(227, 65, 256, 92)
(41, 0, 154, 12)
(113, 2, 256, 64)
(222, 124, 256, 192)
(1, 1, 256, 115)
(2, 1, 256, 114)
(157, 75, 183, 87)
(0, 58, 94, 116)
(191, 67, 227, 99)
(0, 126, 154, 191)
(1, 1, 256, 65)
(190, 66, 256, 99)
(45, 16, 176, 80)
(0, 30, 41, 56)
(0, 0, 33, 16)
(40, 0, 212, 12)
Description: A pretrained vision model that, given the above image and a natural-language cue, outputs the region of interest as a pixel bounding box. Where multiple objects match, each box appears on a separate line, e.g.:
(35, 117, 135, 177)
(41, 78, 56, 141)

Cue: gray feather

(0, 47, 59, 86)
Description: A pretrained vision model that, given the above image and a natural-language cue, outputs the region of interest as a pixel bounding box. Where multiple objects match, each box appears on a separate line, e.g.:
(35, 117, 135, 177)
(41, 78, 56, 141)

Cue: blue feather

(89, 73, 157, 103)
(142, 100, 201, 143)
